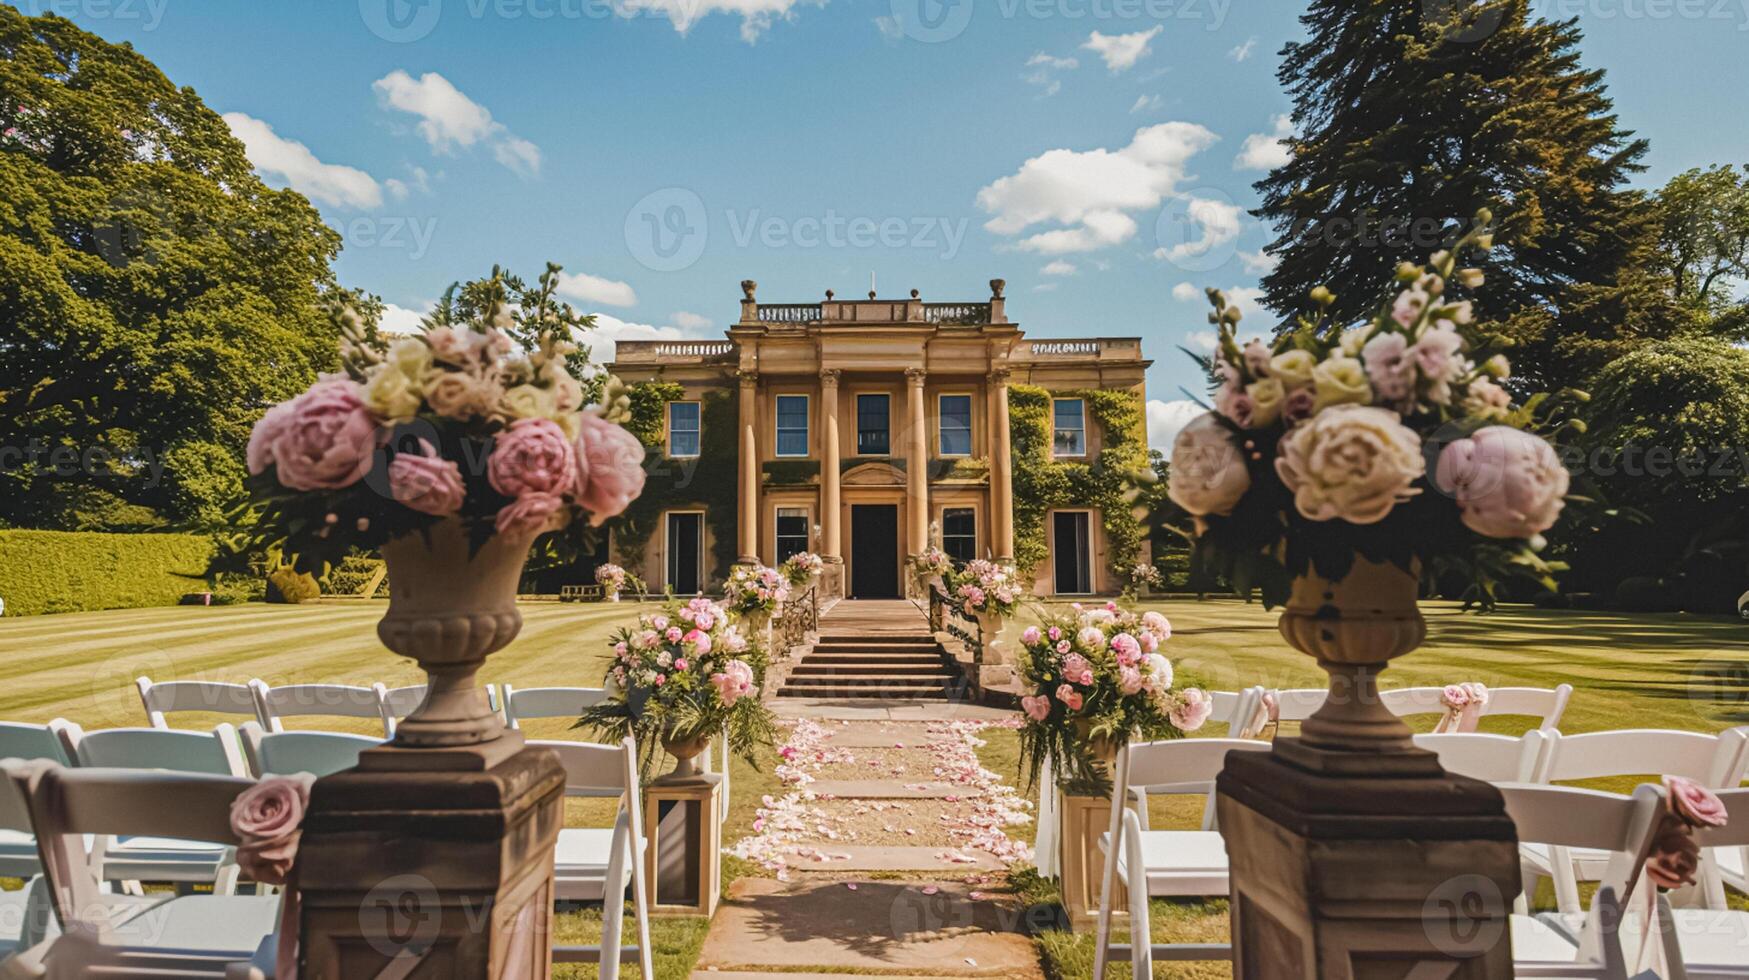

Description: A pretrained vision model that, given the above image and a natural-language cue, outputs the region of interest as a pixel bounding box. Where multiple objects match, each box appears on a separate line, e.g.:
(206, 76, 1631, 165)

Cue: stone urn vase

(1276, 557, 1425, 756)
(659, 731, 713, 783)
(973, 609, 1006, 666)
(742, 607, 773, 655)
(376, 517, 533, 756)
(606, 588, 620, 603)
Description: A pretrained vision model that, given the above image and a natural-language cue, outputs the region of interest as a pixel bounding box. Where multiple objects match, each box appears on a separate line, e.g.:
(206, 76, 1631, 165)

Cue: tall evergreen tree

(1254, 0, 1686, 393)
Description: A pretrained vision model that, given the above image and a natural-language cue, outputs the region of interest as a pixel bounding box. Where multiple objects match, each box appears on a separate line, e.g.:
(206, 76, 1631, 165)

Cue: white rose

(1143, 654, 1172, 693)
(1311, 355, 1372, 413)
(424, 369, 492, 421)
(1270, 349, 1317, 389)
(1274, 405, 1424, 524)
(363, 364, 421, 423)
(1166, 413, 1252, 517)
(498, 383, 557, 423)
(1246, 377, 1286, 428)
(388, 337, 433, 379)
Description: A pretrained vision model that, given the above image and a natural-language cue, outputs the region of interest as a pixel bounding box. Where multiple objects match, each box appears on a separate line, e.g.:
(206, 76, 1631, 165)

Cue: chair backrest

(250, 679, 390, 734)
(1413, 733, 1542, 783)
(502, 685, 610, 729)
(5, 761, 255, 937)
(1691, 786, 1749, 849)
(1483, 685, 1572, 731)
(529, 737, 643, 806)
(1270, 688, 1327, 723)
(74, 725, 246, 777)
(379, 685, 427, 735)
(0, 720, 79, 767)
(135, 676, 260, 729)
(1379, 687, 1451, 719)
(239, 722, 379, 777)
(1499, 782, 1665, 946)
(1535, 729, 1727, 785)
(1117, 737, 1273, 799)
(0, 761, 34, 834)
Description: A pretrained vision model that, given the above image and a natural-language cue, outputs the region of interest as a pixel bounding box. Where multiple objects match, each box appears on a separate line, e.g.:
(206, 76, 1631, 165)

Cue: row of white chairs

(1092, 735, 1749, 979)
(0, 734, 657, 978)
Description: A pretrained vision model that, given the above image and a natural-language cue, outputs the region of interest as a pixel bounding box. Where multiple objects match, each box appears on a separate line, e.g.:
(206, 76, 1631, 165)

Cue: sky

(16, 0, 1749, 450)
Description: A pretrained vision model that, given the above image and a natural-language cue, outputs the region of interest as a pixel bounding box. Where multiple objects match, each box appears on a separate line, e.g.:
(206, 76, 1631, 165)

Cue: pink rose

(1391, 288, 1428, 327)
(1021, 626, 1042, 646)
(1363, 332, 1414, 403)
(1170, 689, 1214, 732)
(1283, 386, 1316, 425)
(1110, 633, 1140, 663)
(1055, 684, 1083, 712)
(1440, 684, 1472, 710)
(673, 658, 688, 671)
(1118, 666, 1143, 695)
(574, 413, 647, 526)
(490, 418, 577, 498)
(1665, 776, 1728, 829)
(230, 773, 315, 886)
(1215, 385, 1256, 427)
(666, 626, 683, 643)
(1021, 695, 1051, 722)
(1435, 426, 1570, 539)
(1061, 653, 1091, 679)
(264, 379, 383, 491)
(494, 491, 564, 538)
(684, 629, 712, 655)
(388, 439, 465, 516)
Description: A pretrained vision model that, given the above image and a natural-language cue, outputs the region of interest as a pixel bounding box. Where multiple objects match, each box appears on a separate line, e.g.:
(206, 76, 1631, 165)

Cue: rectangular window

(1053, 398, 1086, 457)
(942, 508, 977, 565)
(775, 507, 809, 563)
(774, 395, 809, 457)
(938, 395, 972, 457)
(857, 394, 890, 455)
(668, 401, 701, 458)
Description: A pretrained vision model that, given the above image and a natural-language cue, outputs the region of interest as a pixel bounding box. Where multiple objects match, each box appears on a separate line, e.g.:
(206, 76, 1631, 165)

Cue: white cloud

(379, 303, 428, 334)
(1218, 286, 1268, 321)
(556, 271, 638, 308)
(977, 121, 1219, 255)
(1228, 37, 1258, 62)
(1129, 94, 1163, 114)
(373, 70, 542, 177)
(384, 165, 432, 201)
(1148, 399, 1204, 453)
(1183, 330, 1219, 353)
(1234, 114, 1293, 171)
(1024, 51, 1078, 98)
(619, 0, 822, 42)
(873, 15, 902, 39)
(671, 311, 712, 330)
(1040, 260, 1077, 276)
(1027, 52, 1079, 70)
(1032, 283, 1059, 292)
(1152, 196, 1243, 264)
(222, 113, 382, 210)
(1082, 27, 1162, 72)
(1239, 249, 1279, 273)
(1171, 282, 1202, 302)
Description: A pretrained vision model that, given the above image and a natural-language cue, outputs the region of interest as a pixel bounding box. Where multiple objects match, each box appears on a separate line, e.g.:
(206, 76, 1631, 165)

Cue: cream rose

(1275, 405, 1424, 524)
(1311, 355, 1372, 413)
(363, 364, 421, 424)
(387, 337, 433, 378)
(1270, 349, 1317, 389)
(1166, 413, 1251, 517)
(498, 383, 557, 423)
(1246, 377, 1286, 427)
(424, 370, 492, 421)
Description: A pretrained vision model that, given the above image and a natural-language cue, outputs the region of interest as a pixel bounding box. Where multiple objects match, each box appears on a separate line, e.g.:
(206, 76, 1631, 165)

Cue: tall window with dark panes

(775, 395, 809, 457)
(668, 401, 701, 457)
(775, 507, 810, 563)
(857, 394, 890, 455)
(942, 508, 977, 565)
(939, 395, 972, 456)
(1052, 398, 1086, 457)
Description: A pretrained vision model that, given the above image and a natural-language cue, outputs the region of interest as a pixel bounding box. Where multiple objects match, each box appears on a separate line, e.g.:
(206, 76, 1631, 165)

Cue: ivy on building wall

(1009, 385, 1153, 586)
(607, 383, 739, 589)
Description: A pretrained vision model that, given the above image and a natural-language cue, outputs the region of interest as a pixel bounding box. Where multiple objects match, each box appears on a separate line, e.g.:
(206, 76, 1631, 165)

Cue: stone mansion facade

(606, 280, 1151, 600)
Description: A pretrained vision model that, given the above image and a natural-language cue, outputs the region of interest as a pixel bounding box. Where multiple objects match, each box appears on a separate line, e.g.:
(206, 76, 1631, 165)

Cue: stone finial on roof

(741, 280, 757, 301)
(989, 278, 1006, 299)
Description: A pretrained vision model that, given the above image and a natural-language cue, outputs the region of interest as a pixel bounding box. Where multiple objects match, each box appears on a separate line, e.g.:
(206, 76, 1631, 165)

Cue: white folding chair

(248, 679, 390, 736)
(1379, 686, 1452, 721)
(502, 684, 609, 730)
(238, 722, 379, 778)
(1657, 786, 1749, 978)
(0, 767, 56, 971)
(531, 738, 653, 980)
(5, 761, 281, 977)
(378, 685, 427, 736)
(1128, 687, 1263, 830)
(1486, 685, 1573, 731)
(1092, 738, 1273, 979)
(1501, 783, 1665, 978)
(73, 726, 248, 890)
(1270, 688, 1327, 725)
(136, 677, 262, 729)
(1414, 732, 1545, 783)
(0, 721, 81, 879)
(1527, 728, 1744, 914)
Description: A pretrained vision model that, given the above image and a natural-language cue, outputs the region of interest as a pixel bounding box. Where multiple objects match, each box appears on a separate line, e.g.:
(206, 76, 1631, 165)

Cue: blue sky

(18, 0, 1749, 448)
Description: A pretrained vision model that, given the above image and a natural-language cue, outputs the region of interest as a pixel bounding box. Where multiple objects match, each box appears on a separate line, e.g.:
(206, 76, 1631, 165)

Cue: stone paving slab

(771, 700, 1016, 721)
(819, 728, 951, 748)
(693, 878, 1043, 978)
(783, 844, 1005, 871)
(807, 779, 970, 799)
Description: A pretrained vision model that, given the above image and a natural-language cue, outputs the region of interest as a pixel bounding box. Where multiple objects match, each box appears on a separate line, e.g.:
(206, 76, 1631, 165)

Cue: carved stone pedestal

(643, 774, 723, 917)
(298, 742, 566, 978)
(1215, 744, 1519, 979)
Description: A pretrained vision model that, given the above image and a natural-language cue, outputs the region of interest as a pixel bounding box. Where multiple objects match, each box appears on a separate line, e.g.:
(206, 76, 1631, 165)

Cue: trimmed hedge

(0, 530, 216, 616)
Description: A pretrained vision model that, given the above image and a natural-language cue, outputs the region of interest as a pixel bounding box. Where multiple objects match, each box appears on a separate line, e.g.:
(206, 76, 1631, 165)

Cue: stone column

(819, 369, 844, 597)
(905, 367, 929, 561)
(988, 367, 1015, 561)
(737, 370, 759, 565)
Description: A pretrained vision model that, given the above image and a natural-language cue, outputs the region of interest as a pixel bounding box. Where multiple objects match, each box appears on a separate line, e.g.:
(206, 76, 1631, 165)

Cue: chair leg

(1126, 815, 1152, 979)
(601, 848, 627, 980)
(629, 837, 654, 978)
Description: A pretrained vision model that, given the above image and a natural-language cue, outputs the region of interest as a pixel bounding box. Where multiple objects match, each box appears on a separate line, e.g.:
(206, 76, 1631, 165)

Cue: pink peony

(666, 626, 683, 643)
(261, 379, 383, 491)
(684, 629, 713, 655)
(710, 659, 757, 706)
(246, 401, 295, 475)
(1391, 288, 1428, 327)
(674, 658, 688, 671)
(1167, 413, 1251, 517)
(1055, 684, 1083, 712)
(1021, 695, 1052, 722)
(1118, 666, 1143, 695)
(574, 413, 647, 526)
(1435, 426, 1569, 539)
(489, 418, 576, 498)
(230, 773, 316, 886)
(388, 439, 466, 516)
(1362, 332, 1414, 404)
(494, 491, 564, 538)
(1021, 626, 1042, 646)
(1170, 689, 1214, 731)
(1110, 633, 1140, 664)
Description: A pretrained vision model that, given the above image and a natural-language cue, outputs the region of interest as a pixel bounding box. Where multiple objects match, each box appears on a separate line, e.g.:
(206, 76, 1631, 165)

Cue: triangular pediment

(841, 462, 905, 486)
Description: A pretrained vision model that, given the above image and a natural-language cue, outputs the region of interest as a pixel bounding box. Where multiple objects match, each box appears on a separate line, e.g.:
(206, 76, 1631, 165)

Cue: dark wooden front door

(666, 512, 702, 595)
(1053, 511, 1092, 594)
(850, 505, 899, 598)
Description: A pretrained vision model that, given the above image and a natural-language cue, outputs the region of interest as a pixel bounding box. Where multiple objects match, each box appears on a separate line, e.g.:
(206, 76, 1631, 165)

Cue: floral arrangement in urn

(1166, 212, 1572, 608)
(1128, 562, 1163, 592)
(779, 552, 824, 587)
(1016, 603, 1209, 792)
(953, 559, 1024, 617)
(909, 547, 955, 592)
(594, 563, 637, 600)
(724, 563, 791, 617)
(580, 596, 777, 778)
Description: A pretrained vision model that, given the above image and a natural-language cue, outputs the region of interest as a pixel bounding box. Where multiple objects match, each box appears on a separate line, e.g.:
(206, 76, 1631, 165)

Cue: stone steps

(778, 630, 960, 701)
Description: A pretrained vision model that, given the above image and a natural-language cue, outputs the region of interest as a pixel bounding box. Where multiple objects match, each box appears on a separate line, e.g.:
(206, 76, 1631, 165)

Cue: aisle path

(694, 716, 1044, 978)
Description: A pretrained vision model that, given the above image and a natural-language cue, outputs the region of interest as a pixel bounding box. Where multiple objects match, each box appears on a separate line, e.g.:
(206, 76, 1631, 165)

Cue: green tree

(1254, 0, 1686, 394)
(0, 10, 344, 530)
(1655, 164, 1749, 340)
